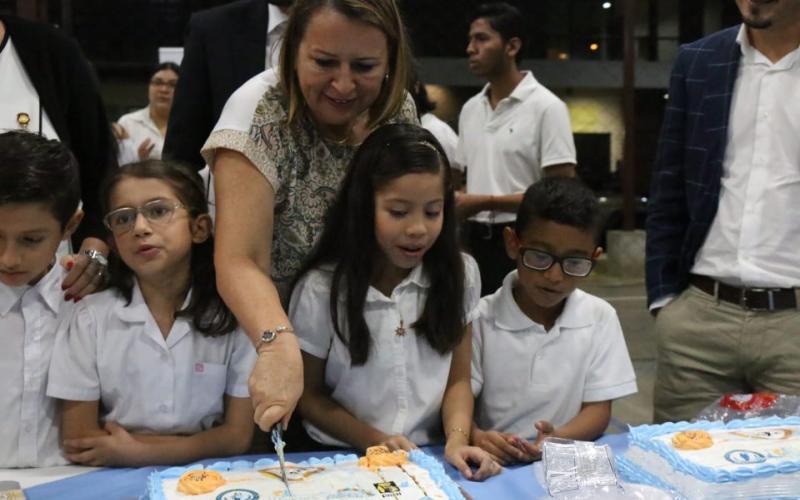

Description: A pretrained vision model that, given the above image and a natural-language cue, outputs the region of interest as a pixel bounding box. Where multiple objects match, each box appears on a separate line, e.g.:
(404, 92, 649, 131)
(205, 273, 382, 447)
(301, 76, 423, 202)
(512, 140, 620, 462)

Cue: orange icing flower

(672, 430, 714, 450)
(177, 470, 226, 495)
(358, 446, 409, 470)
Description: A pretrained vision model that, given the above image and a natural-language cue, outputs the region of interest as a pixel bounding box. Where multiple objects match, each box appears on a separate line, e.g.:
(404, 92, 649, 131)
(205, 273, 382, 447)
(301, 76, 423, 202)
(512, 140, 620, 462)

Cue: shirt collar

(737, 23, 800, 69)
(366, 263, 430, 303)
(117, 279, 193, 347)
(480, 71, 539, 105)
(0, 264, 64, 317)
(268, 4, 289, 34)
(493, 271, 591, 332)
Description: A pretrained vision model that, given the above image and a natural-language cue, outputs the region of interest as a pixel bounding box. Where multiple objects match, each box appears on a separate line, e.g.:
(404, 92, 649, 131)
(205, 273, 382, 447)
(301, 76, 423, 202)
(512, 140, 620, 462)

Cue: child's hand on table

(64, 422, 144, 467)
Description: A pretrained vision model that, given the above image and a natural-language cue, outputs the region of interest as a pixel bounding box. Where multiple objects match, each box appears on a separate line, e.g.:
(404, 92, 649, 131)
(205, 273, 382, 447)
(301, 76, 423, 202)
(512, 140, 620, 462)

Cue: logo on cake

(215, 489, 260, 500)
(258, 465, 325, 481)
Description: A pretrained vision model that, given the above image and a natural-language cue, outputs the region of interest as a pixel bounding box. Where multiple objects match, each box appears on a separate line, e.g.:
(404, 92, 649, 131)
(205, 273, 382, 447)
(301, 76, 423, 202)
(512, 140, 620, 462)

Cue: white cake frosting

(147, 449, 464, 500)
(617, 417, 800, 499)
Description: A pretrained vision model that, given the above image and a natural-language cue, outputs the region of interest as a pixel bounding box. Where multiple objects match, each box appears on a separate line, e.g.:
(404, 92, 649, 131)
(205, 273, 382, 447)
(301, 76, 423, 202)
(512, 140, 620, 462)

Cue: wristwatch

(257, 325, 293, 352)
(82, 249, 108, 267)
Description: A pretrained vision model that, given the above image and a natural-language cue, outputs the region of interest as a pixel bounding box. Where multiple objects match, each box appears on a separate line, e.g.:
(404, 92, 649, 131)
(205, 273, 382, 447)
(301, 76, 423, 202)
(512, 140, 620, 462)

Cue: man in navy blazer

(163, 0, 291, 170)
(646, 0, 800, 423)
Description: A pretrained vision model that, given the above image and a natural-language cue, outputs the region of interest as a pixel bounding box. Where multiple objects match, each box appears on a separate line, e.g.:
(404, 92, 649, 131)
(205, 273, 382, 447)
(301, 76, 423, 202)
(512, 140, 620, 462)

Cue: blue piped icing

(146, 451, 463, 499)
(616, 455, 680, 496)
(626, 417, 800, 484)
(408, 450, 464, 500)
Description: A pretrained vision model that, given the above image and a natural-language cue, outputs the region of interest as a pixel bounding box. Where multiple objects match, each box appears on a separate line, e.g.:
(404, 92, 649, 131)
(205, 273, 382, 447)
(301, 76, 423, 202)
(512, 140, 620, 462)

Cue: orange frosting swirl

(359, 446, 409, 470)
(672, 430, 714, 450)
(177, 470, 227, 495)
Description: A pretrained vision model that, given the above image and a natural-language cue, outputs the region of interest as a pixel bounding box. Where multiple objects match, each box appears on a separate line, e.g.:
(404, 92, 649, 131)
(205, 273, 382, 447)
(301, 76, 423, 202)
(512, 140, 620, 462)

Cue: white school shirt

(116, 107, 164, 165)
(47, 281, 255, 435)
(454, 72, 576, 224)
(0, 265, 72, 467)
(691, 25, 800, 288)
(420, 112, 459, 167)
(471, 271, 637, 440)
(289, 254, 481, 447)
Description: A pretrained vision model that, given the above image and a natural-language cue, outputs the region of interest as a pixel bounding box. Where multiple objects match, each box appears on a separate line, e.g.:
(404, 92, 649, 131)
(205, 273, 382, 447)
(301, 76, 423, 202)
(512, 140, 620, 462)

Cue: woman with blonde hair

(201, 0, 417, 442)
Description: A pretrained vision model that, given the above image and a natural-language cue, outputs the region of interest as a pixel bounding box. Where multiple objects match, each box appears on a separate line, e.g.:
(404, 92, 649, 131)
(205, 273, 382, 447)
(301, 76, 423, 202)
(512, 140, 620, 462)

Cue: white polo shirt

(0, 265, 71, 467)
(471, 271, 637, 439)
(289, 254, 481, 447)
(47, 281, 255, 435)
(454, 72, 576, 224)
(420, 112, 459, 167)
(116, 106, 164, 165)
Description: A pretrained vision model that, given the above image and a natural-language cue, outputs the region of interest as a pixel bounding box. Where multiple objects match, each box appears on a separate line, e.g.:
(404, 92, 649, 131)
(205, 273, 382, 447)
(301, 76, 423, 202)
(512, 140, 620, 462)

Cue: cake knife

(271, 422, 293, 497)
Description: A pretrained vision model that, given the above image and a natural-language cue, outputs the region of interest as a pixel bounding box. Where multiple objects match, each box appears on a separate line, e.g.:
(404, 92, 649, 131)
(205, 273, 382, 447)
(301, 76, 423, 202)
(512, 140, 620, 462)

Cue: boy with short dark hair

(0, 131, 83, 466)
(470, 177, 637, 464)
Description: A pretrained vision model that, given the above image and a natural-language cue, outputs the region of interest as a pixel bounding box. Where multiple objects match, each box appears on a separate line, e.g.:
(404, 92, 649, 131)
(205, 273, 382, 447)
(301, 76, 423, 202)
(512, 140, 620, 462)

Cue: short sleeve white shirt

(471, 271, 637, 439)
(116, 107, 164, 165)
(47, 281, 255, 435)
(420, 112, 459, 167)
(455, 72, 576, 224)
(289, 254, 481, 446)
(0, 265, 72, 467)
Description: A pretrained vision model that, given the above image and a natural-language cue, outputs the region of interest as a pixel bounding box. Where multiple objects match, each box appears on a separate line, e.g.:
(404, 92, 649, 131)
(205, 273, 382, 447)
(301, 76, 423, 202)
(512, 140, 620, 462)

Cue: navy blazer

(645, 26, 742, 306)
(2, 15, 116, 244)
(163, 0, 269, 170)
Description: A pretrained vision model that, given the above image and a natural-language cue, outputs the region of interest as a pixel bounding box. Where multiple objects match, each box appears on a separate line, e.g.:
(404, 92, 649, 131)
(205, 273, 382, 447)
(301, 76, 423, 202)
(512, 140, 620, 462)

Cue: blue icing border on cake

(408, 450, 464, 500)
(616, 455, 683, 498)
(146, 451, 464, 499)
(627, 416, 800, 484)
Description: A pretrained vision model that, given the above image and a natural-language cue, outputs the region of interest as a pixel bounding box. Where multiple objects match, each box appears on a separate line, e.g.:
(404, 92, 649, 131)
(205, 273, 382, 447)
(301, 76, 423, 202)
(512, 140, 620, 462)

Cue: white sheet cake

(617, 417, 800, 499)
(147, 447, 464, 500)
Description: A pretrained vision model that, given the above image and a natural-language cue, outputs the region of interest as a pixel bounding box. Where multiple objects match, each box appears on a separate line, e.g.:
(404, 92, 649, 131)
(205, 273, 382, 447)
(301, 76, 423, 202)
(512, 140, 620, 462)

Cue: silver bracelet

(82, 249, 108, 267)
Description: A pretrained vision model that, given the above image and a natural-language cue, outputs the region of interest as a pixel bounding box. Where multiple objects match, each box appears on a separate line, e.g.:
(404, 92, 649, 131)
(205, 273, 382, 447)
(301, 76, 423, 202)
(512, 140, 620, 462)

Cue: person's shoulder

(569, 288, 618, 324)
(3, 15, 80, 53)
(117, 107, 147, 125)
(216, 69, 284, 129)
(681, 24, 740, 52)
(461, 91, 485, 112)
(296, 265, 336, 294)
(190, 0, 261, 28)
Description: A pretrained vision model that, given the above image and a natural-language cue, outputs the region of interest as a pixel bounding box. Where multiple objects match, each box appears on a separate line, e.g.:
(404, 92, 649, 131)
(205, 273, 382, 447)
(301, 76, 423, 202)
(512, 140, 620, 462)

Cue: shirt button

(24, 423, 33, 433)
(159, 404, 168, 413)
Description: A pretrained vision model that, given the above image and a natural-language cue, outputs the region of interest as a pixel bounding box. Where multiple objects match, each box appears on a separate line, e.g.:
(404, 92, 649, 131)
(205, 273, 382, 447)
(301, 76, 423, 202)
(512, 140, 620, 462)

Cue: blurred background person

(163, 0, 293, 171)
(411, 77, 459, 167)
(114, 62, 180, 165)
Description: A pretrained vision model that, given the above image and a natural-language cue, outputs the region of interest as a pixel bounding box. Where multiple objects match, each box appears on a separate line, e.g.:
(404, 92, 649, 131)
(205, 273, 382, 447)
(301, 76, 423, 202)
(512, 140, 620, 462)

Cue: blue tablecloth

(23, 434, 629, 499)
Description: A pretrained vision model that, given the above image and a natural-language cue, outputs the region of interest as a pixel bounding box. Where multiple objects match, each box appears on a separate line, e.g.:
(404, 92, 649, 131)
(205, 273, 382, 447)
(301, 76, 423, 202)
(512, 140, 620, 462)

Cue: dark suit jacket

(2, 15, 116, 244)
(645, 25, 741, 306)
(162, 0, 269, 170)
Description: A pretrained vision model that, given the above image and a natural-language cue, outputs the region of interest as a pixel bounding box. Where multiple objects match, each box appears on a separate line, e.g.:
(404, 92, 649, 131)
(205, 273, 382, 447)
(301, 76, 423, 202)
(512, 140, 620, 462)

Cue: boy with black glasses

(469, 177, 637, 464)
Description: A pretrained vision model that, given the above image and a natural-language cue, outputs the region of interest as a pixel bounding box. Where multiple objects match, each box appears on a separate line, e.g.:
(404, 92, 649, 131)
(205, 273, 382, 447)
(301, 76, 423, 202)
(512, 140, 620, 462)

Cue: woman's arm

(442, 327, 501, 480)
(62, 396, 254, 467)
(298, 352, 414, 451)
(213, 149, 303, 431)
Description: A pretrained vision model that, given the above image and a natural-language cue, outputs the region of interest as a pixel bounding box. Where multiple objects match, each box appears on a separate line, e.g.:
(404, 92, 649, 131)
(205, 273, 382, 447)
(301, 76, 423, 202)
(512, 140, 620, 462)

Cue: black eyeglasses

(519, 247, 595, 277)
(103, 199, 184, 234)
